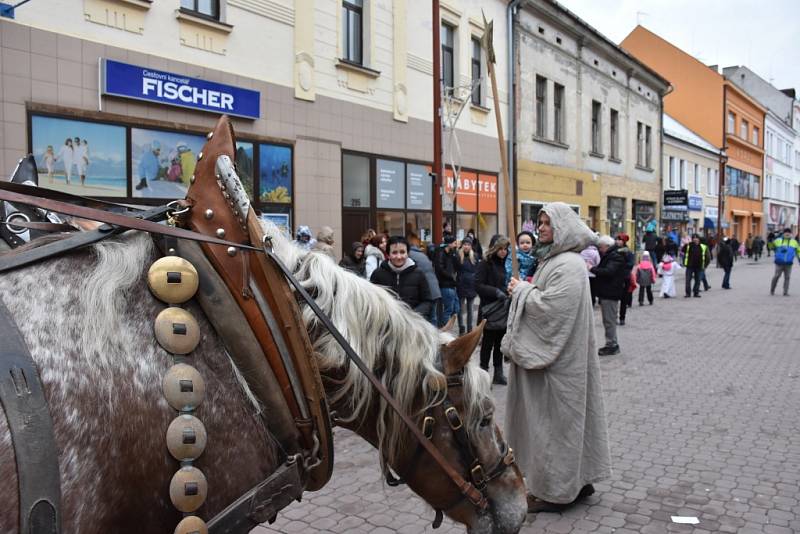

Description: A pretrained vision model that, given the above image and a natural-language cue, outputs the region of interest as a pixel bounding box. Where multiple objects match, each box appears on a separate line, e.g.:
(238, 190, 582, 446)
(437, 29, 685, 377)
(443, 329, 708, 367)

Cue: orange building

(621, 26, 766, 240)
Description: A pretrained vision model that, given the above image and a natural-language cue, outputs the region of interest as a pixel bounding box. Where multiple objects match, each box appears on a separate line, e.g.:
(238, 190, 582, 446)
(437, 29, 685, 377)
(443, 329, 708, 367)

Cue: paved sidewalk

(255, 259, 800, 533)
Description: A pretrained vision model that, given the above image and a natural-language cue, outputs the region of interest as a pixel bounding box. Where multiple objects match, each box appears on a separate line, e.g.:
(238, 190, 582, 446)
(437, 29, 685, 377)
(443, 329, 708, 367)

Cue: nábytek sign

(101, 59, 260, 120)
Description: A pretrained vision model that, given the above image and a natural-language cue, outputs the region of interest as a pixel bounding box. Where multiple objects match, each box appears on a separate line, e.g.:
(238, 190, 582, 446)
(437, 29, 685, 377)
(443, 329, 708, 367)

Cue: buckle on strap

(422, 416, 435, 439)
(470, 463, 487, 488)
(444, 406, 463, 430)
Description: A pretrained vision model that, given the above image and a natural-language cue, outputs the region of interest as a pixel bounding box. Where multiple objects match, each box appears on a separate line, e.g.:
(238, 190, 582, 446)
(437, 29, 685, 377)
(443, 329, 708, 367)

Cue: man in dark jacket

(717, 237, 734, 289)
(435, 235, 461, 327)
(643, 230, 659, 264)
(590, 235, 626, 356)
(370, 236, 432, 316)
(408, 237, 441, 326)
(681, 234, 710, 297)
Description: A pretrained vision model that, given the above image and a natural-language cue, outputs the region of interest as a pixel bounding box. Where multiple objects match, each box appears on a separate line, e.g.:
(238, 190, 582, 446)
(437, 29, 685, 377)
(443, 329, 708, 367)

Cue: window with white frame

(752, 126, 759, 146)
(694, 163, 700, 193)
(765, 175, 771, 198)
(342, 0, 364, 65)
(181, 0, 221, 19)
(727, 112, 735, 133)
(441, 22, 456, 95)
(470, 37, 482, 106)
(536, 76, 547, 138)
(636, 122, 644, 166)
(554, 83, 565, 143)
(740, 119, 748, 140)
(669, 157, 676, 188)
(680, 160, 687, 189)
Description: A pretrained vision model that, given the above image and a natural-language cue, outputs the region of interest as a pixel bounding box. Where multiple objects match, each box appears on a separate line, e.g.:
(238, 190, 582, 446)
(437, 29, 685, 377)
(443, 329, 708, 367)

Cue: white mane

(261, 221, 493, 468)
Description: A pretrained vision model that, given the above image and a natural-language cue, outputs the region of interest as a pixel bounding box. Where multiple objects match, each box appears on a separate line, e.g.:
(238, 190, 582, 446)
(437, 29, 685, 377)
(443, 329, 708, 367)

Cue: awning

(732, 209, 751, 217)
(704, 217, 716, 229)
(752, 212, 764, 218)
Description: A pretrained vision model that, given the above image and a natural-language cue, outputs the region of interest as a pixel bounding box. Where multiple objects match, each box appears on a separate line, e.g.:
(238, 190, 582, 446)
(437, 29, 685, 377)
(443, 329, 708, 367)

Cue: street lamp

(715, 148, 728, 247)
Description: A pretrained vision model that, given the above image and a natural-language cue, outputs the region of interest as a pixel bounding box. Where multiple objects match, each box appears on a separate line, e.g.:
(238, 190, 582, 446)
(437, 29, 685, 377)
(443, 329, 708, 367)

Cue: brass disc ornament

(166, 414, 208, 461)
(174, 516, 208, 534)
(147, 256, 199, 304)
(169, 466, 208, 512)
(163, 363, 206, 411)
(154, 307, 201, 355)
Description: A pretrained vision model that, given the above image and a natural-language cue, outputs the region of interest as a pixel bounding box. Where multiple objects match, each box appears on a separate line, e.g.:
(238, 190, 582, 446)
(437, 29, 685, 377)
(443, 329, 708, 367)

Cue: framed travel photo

(131, 128, 205, 199)
(30, 114, 127, 197)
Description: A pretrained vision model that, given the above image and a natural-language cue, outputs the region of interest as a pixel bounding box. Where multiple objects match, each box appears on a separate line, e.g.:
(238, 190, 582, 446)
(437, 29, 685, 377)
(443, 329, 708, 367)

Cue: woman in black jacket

(456, 237, 478, 334)
(476, 235, 511, 385)
(339, 241, 366, 277)
(370, 236, 432, 317)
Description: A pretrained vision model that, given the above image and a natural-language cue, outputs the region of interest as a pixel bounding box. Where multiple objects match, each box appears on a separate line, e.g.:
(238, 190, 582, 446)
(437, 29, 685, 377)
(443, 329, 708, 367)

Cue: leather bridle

(385, 370, 517, 527)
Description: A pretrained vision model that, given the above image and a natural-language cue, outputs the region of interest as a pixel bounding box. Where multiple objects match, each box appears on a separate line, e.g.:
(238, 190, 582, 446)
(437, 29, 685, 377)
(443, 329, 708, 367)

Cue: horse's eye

(480, 415, 493, 427)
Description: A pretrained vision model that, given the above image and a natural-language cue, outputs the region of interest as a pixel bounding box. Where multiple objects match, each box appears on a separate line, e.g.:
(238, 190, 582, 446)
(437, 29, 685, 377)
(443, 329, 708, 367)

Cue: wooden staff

(482, 13, 518, 278)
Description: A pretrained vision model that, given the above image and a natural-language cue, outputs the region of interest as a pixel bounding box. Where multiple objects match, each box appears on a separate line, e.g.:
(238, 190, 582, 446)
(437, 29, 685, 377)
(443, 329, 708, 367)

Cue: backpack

(636, 266, 654, 286)
(774, 239, 796, 266)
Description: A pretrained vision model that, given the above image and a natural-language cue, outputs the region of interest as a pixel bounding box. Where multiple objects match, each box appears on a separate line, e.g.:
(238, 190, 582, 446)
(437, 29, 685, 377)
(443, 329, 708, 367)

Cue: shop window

(406, 163, 432, 210)
(342, 0, 364, 65)
(376, 211, 405, 237)
(406, 212, 433, 243)
(259, 143, 293, 204)
(456, 213, 477, 241)
(181, 0, 220, 20)
(342, 153, 370, 207)
(132, 127, 206, 199)
(607, 196, 625, 237)
(376, 159, 405, 209)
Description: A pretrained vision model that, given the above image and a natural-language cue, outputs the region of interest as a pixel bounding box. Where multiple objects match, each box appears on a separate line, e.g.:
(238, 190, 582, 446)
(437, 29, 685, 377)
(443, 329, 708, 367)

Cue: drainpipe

(507, 0, 523, 232)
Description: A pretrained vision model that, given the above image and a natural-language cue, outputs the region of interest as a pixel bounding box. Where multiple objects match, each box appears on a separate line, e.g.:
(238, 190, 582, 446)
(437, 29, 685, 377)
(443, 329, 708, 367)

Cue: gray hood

(539, 202, 597, 260)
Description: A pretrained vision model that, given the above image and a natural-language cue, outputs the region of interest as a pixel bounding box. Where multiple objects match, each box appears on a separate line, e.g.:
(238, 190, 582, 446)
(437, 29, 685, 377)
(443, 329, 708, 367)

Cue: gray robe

(501, 202, 612, 503)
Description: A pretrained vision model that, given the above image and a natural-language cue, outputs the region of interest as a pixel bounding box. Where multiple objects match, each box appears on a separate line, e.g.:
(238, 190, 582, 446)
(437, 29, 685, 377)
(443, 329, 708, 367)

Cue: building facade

(723, 66, 799, 235)
(622, 26, 765, 242)
(661, 114, 720, 238)
(513, 2, 668, 247)
(0, 0, 511, 258)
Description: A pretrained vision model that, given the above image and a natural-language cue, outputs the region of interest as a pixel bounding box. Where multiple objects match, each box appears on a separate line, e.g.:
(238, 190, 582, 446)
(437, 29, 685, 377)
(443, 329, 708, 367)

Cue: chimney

(781, 88, 796, 99)
(707, 64, 719, 73)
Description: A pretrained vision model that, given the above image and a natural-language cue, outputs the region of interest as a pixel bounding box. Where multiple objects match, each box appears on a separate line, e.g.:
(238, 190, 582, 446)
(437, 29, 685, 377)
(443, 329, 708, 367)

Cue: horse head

(394, 322, 527, 534)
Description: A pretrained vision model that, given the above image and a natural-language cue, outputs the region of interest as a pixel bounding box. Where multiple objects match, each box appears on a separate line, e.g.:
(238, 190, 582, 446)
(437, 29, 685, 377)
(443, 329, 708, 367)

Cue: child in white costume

(657, 254, 681, 298)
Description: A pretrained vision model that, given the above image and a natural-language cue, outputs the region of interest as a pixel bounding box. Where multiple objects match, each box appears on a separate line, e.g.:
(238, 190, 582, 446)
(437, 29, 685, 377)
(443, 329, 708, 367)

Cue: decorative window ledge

(589, 151, 605, 159)
(470, 103, 491, 114)
(176, 8, 233, 33)
(635, 164, 655, 173)
(609, 156, 622, 164)
(532, 135, 569, 150)
(336, 59, 381, 79)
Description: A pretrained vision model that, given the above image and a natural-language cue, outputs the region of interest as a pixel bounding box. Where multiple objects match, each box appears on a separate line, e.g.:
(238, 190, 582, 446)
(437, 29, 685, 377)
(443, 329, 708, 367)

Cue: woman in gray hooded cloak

(502, 202, 612, 513)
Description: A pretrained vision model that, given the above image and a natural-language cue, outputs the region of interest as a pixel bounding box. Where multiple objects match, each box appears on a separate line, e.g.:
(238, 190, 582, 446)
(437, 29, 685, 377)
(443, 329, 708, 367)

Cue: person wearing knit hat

(434, 234, 461, 327)
(632, 251, 658, 305)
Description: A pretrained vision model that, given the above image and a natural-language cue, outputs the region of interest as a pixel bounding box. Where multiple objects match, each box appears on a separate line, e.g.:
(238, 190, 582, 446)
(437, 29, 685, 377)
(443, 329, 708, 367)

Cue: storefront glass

(406, 212, 432, 242)
(342, 153, 370, 208)
(376, 211, 405, 236)
(607, 196, 625, 236)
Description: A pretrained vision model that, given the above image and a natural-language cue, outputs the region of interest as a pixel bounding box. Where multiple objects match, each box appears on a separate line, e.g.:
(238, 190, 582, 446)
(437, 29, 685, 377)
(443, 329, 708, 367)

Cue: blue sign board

(688, 195, 703, 211)
(101, 59, 260, 119)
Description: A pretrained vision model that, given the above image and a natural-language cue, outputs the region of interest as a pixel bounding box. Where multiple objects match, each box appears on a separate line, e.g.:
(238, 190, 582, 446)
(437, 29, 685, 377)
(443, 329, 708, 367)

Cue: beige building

(662, 114, 721, 238)
(0, 0, 512, 256)
(512, 0, 670, 245)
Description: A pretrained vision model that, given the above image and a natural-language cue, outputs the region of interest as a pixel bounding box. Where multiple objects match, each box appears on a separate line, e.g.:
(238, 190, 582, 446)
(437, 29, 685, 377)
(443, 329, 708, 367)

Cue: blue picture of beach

(31, 115, 127, 197)
(259, 144, 292, 204)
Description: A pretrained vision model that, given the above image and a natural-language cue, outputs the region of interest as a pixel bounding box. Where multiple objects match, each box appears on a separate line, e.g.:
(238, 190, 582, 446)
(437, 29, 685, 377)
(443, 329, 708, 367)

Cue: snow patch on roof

(663, 114, 720, 154)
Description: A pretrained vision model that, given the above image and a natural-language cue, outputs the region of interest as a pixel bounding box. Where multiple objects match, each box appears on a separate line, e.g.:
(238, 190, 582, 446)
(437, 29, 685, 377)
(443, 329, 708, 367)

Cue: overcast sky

(558, 0, 800, 94)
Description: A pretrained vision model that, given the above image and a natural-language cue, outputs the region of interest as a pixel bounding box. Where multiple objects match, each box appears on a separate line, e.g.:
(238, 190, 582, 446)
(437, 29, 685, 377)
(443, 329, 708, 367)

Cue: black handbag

(478, 298, 510, 330)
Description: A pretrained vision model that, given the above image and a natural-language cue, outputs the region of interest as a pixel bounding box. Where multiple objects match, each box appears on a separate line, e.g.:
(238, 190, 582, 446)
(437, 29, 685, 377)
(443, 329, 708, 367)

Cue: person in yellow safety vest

(681, 234, 709, 298)
(770, 228, 800, 296)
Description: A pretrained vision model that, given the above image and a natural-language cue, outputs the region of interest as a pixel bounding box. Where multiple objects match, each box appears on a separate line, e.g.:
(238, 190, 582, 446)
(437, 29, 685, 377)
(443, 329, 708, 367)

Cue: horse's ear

(439, 314, 457, 332)
(441, 320, 486, 375)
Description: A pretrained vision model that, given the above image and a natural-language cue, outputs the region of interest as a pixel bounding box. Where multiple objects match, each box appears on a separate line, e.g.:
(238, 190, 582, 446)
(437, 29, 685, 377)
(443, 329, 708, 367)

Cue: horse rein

(0, 181, 496, 514)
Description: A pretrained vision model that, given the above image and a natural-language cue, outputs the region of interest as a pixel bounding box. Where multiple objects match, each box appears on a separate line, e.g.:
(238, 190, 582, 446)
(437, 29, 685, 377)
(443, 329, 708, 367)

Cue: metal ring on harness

(166, 200, 191, 217)
(2, 212, 31, 235)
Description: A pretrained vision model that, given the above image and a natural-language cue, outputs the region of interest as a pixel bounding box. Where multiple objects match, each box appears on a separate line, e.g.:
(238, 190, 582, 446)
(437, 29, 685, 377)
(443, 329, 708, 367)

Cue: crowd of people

(291, 210, 800, 516)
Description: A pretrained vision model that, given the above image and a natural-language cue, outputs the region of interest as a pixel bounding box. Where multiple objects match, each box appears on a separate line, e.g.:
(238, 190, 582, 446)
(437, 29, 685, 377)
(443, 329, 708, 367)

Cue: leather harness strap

(0, 299, 61, 533)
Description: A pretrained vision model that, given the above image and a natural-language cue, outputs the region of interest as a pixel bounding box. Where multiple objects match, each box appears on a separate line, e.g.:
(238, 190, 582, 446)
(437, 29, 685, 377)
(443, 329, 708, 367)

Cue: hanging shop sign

(101, 59, 261, 119)
(663, 189, 688, 210)
(688, 195, 703, 211)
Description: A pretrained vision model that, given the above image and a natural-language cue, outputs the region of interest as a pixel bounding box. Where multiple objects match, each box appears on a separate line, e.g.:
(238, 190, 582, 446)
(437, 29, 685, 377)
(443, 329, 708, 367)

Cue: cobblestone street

(256, 259, 800, 534)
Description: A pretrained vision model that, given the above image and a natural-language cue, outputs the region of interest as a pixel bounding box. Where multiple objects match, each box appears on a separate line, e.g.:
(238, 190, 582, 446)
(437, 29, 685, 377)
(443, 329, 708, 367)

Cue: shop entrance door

(342, 210, 371, 256)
